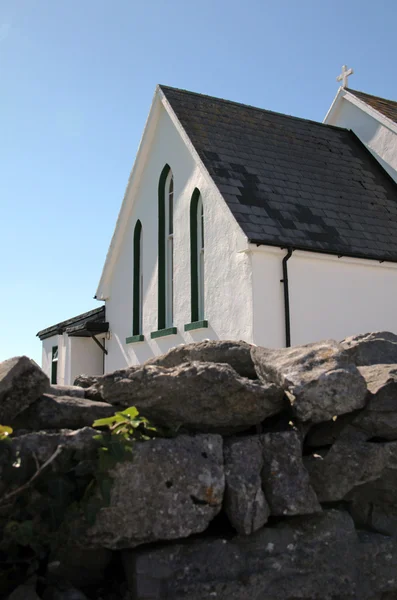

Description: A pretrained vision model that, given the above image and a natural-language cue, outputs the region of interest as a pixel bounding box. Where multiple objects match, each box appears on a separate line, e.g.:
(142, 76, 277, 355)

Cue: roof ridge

(159, 84, 347, 132)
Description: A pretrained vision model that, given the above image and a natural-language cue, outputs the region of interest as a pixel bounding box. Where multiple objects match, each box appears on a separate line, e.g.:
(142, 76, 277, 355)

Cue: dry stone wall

(2, 333, 397, 599)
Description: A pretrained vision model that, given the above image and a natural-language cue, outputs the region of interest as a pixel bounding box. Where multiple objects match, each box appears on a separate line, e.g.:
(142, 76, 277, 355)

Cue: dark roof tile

(161, 85, 397, 261)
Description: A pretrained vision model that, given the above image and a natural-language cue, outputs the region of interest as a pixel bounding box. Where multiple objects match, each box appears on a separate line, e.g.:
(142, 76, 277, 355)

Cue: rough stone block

(0, 356, 49, 423)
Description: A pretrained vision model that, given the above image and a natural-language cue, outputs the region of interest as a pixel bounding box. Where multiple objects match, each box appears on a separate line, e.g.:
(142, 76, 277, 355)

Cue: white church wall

(68, 336, 104, 384)
(104, 104, 252, 371)
(251, 246, 397, 347)
(326, 97, 397, 183)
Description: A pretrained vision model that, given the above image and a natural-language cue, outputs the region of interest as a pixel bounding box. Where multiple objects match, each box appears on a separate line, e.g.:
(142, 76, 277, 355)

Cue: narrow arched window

(158, 165, 174, 330)
(133, 220, 143, 335)
(190, 189, 205, 322)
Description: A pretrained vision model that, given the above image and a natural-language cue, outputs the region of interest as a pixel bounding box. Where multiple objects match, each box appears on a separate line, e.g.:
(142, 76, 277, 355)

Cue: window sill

(184, 320, 208, 331)
(151, 327, 178, 339)
(126, 334, 145, 344)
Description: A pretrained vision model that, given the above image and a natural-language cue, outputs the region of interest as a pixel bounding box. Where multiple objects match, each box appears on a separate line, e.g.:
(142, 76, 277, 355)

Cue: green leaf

(120, 407, 139, 419)
(0, 425, 13, 440)
(93, 416, 117, 428)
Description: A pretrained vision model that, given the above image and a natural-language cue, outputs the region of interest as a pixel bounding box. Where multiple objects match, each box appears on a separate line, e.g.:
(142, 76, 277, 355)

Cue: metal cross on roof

(336, 65, 354, 88)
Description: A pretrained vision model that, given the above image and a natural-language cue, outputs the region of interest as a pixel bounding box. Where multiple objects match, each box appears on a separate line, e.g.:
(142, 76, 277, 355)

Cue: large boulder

(145, 340, 257, 379)
(224, 436, 269, 535)
(346, 441, 397, 536)
(83, 434, 224, 549)
(11, 394, 115, 431)
(124, 510, 397, 600)
(353, 365, 397, 440)
(0, 428, 100, 520)
(261, 431, 321, 515)
(341, 331, 397, 366)
(251, 340, 367, 423)
(0, 356, 49, 423)
(305, 432, 393, 502)
(97, 361, 284, 434)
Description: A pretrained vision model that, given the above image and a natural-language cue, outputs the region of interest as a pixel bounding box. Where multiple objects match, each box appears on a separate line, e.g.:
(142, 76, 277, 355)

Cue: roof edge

(36, 306, 105, 340)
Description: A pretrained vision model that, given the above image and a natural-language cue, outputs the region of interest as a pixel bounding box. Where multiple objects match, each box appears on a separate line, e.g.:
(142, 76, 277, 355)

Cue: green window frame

(132, 219, 143, 336)
(190, 188, 205, 322)
(51, 345, 58, 385)
(158, 164, 172, 330)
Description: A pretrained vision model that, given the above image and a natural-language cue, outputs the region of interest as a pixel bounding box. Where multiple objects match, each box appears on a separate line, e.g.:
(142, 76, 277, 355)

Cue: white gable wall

(251, 246, 397, 347)
(104, 104, 252, 372)
(325, 96, 397, 183)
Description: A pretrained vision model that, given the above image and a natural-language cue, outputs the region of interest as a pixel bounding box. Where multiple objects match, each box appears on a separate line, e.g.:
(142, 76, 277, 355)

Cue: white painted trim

(324, 88, 397, 136)
(248, 243, 397, 270)
(95, 90, 162, 300)
(323, 87, 345, 123)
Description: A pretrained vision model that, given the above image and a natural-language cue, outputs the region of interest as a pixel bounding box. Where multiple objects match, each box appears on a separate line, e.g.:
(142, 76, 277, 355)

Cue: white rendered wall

(103, 105, 253, 371)
(251, 246, 397, 347)
(41, 335, 59, 381)
(42, 334, 104, 385)
(67, 337, 104, 384)
(41, 334, 67, 384)
(326, 98, 397, 183)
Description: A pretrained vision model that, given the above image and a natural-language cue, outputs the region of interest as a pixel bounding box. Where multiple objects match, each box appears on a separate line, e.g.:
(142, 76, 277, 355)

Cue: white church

(37, 67, 397, 385)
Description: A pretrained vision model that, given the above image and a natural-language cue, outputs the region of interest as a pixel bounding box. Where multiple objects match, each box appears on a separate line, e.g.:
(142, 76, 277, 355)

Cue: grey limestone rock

(46, 546, 113, 589)
(73, 374, 100, 389)
(98, 361, 284, 433)
(0, 427, 99, 498)
(7, 578, 41, 600)
(251, 339, 367, 423)
(84, 434, 224, 549)
(224, 436, 269, 534)
(305, 432, 394, 502)
(124, 510, 397, 600)
(49, 385, 85, 398)
(341, 331, 397, 366)
(261, 430, 321, 515)
(305, 412, 356, 447)
(0, 356, 49, 423)
(346, 441, 397, 535)
(145, 339, 257, 378)
(11, 394, 115, 431)
(352, 364, 397, 440)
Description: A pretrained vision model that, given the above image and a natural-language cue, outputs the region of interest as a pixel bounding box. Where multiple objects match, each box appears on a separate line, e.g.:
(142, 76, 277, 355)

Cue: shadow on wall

(356, 119, 397, 183)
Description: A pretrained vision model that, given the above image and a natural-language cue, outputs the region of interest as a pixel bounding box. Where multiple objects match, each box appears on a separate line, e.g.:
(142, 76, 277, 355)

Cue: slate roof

(348, 89, 397, 125)
(37, 306, 107, 340)
(161, 85, 397, 262)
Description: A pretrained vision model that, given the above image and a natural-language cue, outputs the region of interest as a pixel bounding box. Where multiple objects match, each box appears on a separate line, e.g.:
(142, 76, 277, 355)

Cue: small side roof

(348, 88, 397, 125)
(37, 306, 108, 340)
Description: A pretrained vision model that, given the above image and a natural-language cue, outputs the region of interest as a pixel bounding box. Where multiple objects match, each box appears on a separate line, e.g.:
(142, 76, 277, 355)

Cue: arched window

(133, 220, 143, 335)
(157, 165, 174, 330)
(190, 188, 205, 322)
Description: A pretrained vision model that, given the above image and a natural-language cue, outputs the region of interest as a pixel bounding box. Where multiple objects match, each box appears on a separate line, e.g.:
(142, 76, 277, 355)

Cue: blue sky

(1, 0, 396, 364)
